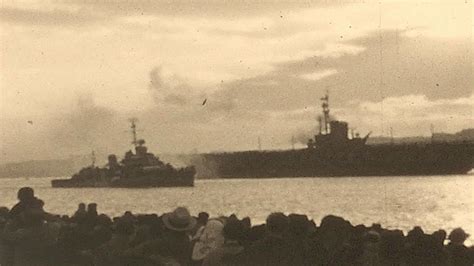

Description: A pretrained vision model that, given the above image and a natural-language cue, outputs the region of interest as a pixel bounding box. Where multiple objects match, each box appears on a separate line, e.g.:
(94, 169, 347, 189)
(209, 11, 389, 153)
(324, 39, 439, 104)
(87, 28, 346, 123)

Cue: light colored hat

(162, 207, 197, 232)
(192, 218, 225, 261)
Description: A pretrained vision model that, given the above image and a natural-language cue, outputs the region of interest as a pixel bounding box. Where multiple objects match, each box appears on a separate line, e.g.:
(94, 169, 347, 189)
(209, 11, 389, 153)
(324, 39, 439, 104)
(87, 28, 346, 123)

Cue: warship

(51, 120, 195, 188)
(189, 94, 474, 178)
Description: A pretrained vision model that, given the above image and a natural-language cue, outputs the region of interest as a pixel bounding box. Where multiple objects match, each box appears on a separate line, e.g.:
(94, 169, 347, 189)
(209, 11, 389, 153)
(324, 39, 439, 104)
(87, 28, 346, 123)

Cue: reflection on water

(0, 175, 473, 240)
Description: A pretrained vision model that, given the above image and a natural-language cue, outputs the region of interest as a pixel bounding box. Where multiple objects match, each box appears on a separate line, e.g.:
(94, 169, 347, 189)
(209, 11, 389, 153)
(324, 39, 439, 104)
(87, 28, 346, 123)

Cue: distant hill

(432, 128, 474, 142)
(368, 128, 474, 145)
(0, 156, 91, 178)
(0, 159, 75, 178)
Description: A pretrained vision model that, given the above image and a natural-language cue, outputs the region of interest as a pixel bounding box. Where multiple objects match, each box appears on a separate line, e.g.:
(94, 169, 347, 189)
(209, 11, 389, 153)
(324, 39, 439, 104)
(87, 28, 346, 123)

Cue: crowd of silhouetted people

(1, 187, 473, 266)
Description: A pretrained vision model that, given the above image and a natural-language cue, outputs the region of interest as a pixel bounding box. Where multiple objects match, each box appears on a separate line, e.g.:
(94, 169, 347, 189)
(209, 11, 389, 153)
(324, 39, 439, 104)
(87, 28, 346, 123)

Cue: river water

(1, 175, 473, 242)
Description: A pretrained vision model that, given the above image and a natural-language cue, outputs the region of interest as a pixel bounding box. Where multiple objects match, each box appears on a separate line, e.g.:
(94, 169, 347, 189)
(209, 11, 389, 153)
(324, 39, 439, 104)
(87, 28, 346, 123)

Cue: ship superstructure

(51, 120, 195, 188)
(307, 93, 370, 151)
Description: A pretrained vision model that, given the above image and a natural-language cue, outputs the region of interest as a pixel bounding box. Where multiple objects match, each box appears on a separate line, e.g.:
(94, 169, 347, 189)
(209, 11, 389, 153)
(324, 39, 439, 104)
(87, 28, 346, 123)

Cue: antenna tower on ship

(129, 118, 139, 147)
(91, 150, 96, 167)
(320, 91, 330, 134)
(317, 116, 323, 135)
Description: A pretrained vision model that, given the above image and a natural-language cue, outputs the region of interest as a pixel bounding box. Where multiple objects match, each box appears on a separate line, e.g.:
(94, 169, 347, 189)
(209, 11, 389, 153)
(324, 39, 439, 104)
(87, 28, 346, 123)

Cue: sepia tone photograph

(0, 0, 473, 265)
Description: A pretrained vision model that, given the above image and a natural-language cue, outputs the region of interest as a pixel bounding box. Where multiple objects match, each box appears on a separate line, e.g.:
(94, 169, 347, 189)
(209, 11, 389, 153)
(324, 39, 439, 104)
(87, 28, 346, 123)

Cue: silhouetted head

(320, 215, 351, 232)
(379, 230, 405, 258)
(407, 226, 425, 243)
(288, 214, 310, 237)
(162, 207, 197, 232)
(266, 212, 288, 235)
(223, 217, 244, 241)
(318, 215, 353, 247)
(108, 154, 118, 163)
(353, 224, 367, 237)
(432, 229, 447, 246)
(17, 187, 34, 202)
(97, 214, 112, 227)
(197, 212, 209, 225)
(78, 203, 86, 211)
(241, 217, 251, 229)
(448, 228, 469, 245)
(87, 203, 97, 213)
(370, 223, 382, 233)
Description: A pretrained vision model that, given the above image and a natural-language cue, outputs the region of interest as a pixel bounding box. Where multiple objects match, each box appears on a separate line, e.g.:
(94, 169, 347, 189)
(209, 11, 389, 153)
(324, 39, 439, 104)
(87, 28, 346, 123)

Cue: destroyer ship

(190, 94, 474, 178)
(51, 120, 195, 188)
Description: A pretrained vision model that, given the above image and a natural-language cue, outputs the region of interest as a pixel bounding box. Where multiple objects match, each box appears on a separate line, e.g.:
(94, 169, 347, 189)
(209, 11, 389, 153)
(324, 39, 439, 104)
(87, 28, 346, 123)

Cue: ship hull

(51, 169, 195, 188)
(189, 143, 474, 178)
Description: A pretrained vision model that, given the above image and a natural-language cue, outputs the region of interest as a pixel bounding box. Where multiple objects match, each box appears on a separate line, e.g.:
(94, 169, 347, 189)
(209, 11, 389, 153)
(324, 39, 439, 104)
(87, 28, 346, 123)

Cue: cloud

(359, 94, 474, 125)
(212, 29, 472, 114)
(0, 6, 105, 26)
(148, 66, 207, 108)
(0, 0, 337, 28)
(48, 95, 120, 151)
(0, 94, 128, 162)
(1, 2, 472, 162)
(299, 69, 338, 81)
(66, 0, 334, 19)
(164, 94, 189, 106)
(149, 67, 168, 92)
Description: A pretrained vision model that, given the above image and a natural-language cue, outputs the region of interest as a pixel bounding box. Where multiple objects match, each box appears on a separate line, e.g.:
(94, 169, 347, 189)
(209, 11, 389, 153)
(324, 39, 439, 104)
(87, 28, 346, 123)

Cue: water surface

(1, 175, 472, 242)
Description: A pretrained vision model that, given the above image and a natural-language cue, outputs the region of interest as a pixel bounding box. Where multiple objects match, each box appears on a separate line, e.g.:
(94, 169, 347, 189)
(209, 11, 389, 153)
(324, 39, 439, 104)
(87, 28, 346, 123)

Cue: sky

(0, 0, 473, 162)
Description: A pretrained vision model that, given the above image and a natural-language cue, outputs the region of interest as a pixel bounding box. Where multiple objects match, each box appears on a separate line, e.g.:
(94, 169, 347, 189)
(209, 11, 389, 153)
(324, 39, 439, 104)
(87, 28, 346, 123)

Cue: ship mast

(91, 150, 96, 167)
(320, 91, 330, 135)
(129, 118, 139, 147)
(317, 116, 323, 135)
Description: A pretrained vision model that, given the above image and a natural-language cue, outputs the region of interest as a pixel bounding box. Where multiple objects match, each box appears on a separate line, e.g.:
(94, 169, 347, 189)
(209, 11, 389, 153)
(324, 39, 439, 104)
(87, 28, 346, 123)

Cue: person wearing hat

(446, 228, 472, 265)
(1, 187, 45, 266)
(9, 187, 44, 222)
(202, 217, 246, 266)
(123, 207, 196, 265)
(191, 218, 225, 264)
(245, 212, 293, 266)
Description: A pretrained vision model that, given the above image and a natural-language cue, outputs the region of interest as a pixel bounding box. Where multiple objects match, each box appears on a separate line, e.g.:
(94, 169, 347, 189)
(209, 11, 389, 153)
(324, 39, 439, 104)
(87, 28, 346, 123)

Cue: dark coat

(2, 224, 56, 266)
(244, 234, 293, 266)
(124, 230, 192, 265)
